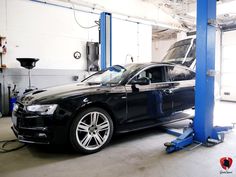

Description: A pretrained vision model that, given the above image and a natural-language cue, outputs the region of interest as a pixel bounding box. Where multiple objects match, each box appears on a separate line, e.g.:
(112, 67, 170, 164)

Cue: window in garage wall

(221, 30, 236, 101)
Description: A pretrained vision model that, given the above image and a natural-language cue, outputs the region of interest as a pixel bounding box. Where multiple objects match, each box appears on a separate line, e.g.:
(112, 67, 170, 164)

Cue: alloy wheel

(75, 111, 111, 151)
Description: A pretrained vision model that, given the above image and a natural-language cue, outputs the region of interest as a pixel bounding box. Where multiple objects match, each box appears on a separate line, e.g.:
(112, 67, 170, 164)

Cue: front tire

(70, 107, 114, 154)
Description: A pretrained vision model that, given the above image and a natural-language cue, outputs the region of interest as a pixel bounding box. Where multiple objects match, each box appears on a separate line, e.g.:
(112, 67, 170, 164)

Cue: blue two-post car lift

(164, 0, 233, 153)
(99, 1, 233, 154)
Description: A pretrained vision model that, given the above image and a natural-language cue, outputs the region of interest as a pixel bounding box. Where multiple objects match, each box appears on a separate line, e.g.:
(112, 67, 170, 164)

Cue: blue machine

(165, 0, 233, 153)
(100, 12, 112, 70)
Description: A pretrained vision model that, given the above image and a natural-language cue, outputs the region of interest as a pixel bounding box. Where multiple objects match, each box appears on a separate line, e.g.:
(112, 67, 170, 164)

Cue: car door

(166, 65, 195, 112)
(125, 65, 173, 125)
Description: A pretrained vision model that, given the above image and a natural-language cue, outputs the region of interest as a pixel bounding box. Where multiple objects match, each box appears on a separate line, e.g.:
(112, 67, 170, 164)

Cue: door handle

(164, 89, 173, 94)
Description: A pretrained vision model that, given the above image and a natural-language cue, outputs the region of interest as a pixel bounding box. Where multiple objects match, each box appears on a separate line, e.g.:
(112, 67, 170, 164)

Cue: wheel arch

(71, 102, 117, 131)
(68, 102, 115, 153)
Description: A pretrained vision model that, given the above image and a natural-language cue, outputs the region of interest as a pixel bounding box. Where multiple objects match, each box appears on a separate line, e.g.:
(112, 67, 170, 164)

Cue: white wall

(152, 38, 177, 62)
(0, 0, 152, 70)
(1, 0, 98, 70)
(113, 19, 152, 65)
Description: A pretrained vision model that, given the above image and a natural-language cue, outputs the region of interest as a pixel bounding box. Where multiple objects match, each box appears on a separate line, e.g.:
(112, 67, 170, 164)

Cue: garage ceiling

(144, 0, 196, 30)
(146, 0, 236, 39)
(146, 0, 236, 28)
(56, 0, 236, 38)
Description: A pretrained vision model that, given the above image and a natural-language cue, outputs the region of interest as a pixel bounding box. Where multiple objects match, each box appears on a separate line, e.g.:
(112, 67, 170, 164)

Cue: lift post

(165, 0, 233, 153)
(194, 0, 217, 144)
(100, 12, 112, 70)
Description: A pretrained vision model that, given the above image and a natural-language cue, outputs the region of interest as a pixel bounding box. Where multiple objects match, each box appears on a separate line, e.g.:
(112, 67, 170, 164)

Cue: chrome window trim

(125, 79, 195, 88)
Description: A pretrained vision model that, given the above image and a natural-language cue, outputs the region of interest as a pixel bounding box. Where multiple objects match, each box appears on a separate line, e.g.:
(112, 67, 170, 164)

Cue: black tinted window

(136, 66, 165, 84)
(167, 66, 195, 81)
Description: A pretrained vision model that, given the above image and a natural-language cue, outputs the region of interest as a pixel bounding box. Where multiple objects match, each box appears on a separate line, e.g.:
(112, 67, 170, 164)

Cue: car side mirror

(130, 77, 150, 85)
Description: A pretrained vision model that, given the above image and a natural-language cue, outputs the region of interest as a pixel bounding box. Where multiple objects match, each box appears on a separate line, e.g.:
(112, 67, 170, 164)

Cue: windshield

(83, 64, 142, 85)
(163, 38, 196, 67)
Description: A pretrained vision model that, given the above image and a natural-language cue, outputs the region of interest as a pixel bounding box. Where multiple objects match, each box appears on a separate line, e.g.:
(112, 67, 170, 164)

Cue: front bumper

(11, 124, 50, 144)
(11, 103, 69, 145)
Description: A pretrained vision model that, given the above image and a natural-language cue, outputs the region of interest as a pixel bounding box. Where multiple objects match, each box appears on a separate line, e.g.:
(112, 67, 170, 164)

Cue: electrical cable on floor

(0, 139, 26, 153)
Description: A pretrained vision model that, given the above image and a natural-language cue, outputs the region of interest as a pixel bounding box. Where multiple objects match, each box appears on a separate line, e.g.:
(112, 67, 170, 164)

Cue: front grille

(11, 102, 52, 145)
(20, 118, 45, 127)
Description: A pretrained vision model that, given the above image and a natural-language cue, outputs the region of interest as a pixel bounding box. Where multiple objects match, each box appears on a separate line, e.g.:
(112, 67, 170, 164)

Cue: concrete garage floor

(0, 101, 235, 177)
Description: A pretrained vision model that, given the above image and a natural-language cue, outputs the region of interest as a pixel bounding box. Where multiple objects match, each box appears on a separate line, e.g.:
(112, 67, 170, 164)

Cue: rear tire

(70, 107, 114, 154)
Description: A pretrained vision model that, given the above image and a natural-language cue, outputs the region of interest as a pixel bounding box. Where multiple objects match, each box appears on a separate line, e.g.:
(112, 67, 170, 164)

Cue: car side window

(167, 66, 195, 81)
(135, 66, 165, 84)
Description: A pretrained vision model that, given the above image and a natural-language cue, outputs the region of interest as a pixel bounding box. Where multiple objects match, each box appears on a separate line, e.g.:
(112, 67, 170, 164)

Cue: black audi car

(12, 63, 195, 154)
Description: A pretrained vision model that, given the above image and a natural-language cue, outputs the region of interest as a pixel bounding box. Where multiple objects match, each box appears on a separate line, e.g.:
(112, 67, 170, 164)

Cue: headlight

(26, 104, 58, 115)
